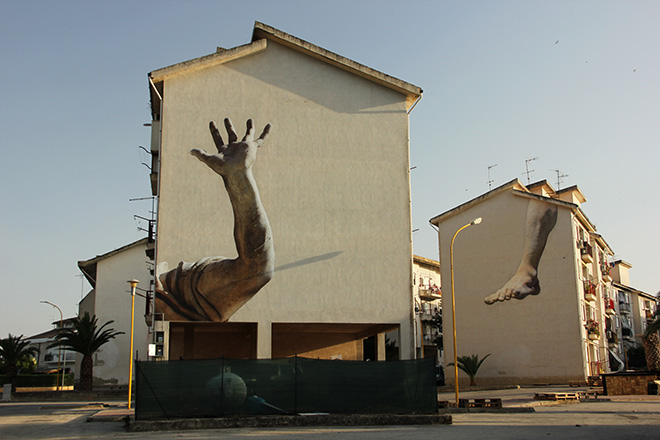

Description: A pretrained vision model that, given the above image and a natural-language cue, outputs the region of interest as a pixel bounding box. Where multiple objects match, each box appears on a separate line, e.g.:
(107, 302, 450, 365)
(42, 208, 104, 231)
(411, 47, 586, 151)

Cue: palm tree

(49, 313, 123, 391)
(643, 309, 660, 371)
(448, 353, 491, 386)
(0, 334, 37, 389)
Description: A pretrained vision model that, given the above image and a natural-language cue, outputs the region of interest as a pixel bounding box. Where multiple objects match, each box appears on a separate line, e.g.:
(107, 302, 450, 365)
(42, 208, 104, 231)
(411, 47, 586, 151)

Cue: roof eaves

(557, 185, 587, 204)
(527, 179, 557, 197)
(512, 190, 579, 210)
(590, 232, 614, 255)
(429, 178, 522, 225)
(149, 39, 268, 83)
(613, 259, 633, 268)
(612, 281, 656, 299)
(574, 207, 597, 232)
(78, 237, 149, 286)
(413, 255, 440, 268)
(252, 21, 422, 104)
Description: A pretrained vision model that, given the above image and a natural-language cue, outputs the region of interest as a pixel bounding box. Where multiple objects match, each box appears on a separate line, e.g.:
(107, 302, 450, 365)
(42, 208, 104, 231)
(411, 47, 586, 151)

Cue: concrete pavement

(2, 386, 660, 439)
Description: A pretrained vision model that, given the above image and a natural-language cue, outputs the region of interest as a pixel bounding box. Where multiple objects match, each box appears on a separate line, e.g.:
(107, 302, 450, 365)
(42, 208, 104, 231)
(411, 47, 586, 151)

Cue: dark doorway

(363, 336, 376, 361)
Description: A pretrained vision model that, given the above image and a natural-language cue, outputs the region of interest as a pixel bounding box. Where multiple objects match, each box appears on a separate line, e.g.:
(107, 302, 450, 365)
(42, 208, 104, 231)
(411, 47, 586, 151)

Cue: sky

(1, 0, 658, 338)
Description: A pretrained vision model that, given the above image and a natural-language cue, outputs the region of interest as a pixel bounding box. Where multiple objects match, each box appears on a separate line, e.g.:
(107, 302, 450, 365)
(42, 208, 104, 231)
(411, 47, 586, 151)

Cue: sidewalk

(437, 384, 660, 408)
(87, 404, 133, 422)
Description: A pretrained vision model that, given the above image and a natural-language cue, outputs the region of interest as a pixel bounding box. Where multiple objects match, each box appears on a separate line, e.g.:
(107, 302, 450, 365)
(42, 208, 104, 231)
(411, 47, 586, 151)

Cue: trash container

(647, 380, 660, 395)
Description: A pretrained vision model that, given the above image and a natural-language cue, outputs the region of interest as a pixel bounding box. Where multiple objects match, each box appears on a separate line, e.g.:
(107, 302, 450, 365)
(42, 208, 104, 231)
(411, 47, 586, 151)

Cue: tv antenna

(522, 157, 539, 184)
(487, 164, 498, 190)
(550, 169, 568, 190)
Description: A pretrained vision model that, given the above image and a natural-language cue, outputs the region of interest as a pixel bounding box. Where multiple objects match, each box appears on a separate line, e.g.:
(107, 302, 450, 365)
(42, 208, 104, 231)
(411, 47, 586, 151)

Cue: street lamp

(449, 217, 482, 407)
(127, 279, 139, 410)
(40, 301, 63, 391)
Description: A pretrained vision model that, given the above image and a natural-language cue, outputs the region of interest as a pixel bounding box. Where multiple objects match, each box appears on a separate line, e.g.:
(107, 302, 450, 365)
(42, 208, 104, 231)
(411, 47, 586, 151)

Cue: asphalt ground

(1, 387, 660, 439)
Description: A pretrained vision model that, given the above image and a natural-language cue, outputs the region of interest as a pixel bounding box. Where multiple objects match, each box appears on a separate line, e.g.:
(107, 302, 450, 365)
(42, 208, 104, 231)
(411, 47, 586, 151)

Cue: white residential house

(77, 238, 151, 386)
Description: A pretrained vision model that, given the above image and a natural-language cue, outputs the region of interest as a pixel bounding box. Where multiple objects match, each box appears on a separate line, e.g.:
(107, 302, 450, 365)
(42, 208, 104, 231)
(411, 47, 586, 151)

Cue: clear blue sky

(1, 0, 658, 338)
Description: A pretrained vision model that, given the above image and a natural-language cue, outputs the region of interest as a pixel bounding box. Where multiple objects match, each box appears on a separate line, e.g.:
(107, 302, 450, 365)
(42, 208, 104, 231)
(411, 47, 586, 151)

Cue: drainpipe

(607, 347, 625, 372)
(148, 75, 163, 352)
(407, 95, 422, 115)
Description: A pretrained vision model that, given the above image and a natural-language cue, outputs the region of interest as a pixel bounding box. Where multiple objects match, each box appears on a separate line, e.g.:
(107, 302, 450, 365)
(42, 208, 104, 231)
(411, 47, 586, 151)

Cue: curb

(128, 414, 452, 432)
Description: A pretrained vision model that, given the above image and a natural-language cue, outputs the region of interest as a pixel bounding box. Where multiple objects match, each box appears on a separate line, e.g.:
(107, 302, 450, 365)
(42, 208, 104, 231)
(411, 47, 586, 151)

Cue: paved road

(2, 397, 660, 439)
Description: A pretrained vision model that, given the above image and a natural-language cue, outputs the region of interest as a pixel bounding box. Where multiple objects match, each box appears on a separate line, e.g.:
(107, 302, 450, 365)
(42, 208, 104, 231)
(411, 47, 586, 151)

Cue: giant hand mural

(155, 118, 274, 321)
(484, 199, 557, 304)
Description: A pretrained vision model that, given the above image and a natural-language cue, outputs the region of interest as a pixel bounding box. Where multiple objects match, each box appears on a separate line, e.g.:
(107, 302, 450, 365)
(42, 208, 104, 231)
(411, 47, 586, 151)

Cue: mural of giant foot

(484, 266, 540, 304)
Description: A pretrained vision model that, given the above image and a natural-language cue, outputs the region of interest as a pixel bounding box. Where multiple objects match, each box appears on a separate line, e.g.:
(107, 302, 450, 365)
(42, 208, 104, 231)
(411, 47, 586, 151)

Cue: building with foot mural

(430, 179, 654, 385)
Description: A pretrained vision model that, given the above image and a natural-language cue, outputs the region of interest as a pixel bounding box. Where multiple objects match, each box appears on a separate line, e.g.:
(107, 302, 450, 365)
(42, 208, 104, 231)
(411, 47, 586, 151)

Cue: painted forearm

(222, 169, 274, 275)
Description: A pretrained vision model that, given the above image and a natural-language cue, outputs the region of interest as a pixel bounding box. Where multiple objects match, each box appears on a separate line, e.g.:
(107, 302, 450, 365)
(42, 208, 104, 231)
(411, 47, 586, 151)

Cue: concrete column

(399, 319, 414, 360)
(257, 321, 272, 359)
(377, 333, 386, 361)
(2, 384, 11, 401)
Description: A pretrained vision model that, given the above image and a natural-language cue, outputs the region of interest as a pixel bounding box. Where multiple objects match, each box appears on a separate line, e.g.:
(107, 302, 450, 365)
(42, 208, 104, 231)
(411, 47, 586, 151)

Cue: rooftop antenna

(487, 164, 498, 190)
(130, 196, 157, 241)
(550, 169, 568, 190)
(523, 157, 539, 184)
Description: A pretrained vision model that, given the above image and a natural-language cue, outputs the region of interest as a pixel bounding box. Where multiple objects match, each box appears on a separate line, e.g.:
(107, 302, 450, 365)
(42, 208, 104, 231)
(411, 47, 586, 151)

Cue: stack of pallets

(534, 392, 580, 401)
(459, 398, 503, 408)
(438, 398, 503, 409)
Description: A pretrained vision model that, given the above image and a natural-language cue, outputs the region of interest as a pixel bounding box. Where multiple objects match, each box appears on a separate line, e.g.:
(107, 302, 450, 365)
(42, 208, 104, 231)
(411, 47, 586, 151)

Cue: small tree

(49, 313, 123, 391)
(0, 334, 37, 388)
(449, 353, 491, 386)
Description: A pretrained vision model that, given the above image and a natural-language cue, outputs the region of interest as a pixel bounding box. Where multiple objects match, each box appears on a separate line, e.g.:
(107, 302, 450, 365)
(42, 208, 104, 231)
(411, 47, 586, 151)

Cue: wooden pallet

(458, 398, 503, 408)
(587, 376, 603, 387)
(438, 400, 451, 409)
(534, 392, 580, 401)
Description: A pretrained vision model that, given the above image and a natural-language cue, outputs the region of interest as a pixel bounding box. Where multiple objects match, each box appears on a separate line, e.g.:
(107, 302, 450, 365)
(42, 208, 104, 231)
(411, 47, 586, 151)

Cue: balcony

(418, 287, 441, 301)
(606, 331, 618, 346)
(604, 298, 616, 315)
(601, 263, 612, 282)
(585, 319, 600, 342)
(583, 281, 597, 302)
(621, 327, 633, 339)
(619, 302, 632, 314)
(580, 241, 594, 264)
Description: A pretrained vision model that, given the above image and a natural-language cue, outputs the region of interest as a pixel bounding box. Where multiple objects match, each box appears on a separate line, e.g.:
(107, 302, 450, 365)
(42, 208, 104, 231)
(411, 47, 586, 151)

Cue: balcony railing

(601, 263, 612, 281)
(619, 302, 632, 314)
(580, 241, 594, 263)
(621, 327, 633, 338)
(583, 280, 597, 302)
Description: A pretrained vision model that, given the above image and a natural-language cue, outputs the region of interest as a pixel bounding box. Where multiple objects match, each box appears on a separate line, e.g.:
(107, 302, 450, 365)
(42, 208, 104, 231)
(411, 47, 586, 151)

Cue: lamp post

(449, 217, 482, 407)
(40, 301, 63, 391)
(127, 280, 139, 410)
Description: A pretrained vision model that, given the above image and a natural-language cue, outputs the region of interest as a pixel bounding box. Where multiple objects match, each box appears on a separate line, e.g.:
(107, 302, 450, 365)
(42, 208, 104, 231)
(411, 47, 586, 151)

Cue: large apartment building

(430, 178, 655, 385)
(144, 22, 422, 361)
(607, 261, 657, 369)
(413, 255, 442, 363)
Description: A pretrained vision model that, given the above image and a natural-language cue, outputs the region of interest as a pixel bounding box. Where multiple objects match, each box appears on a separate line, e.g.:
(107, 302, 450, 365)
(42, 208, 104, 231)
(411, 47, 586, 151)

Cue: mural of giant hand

(156, 118, 274, 321)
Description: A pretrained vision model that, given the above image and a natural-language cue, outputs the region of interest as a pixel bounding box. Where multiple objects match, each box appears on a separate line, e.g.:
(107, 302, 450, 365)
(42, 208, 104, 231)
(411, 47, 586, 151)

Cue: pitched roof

(429, 177, 597, 228)
(149, 22, 422, 113)
(612, 281, 656, 299)
(78, 238, 149, 288)
(413, 255, 440, 268)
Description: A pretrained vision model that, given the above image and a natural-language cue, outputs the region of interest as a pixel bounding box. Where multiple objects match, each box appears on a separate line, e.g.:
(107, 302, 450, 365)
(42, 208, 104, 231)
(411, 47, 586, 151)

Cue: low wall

(601, 371, 660, 395)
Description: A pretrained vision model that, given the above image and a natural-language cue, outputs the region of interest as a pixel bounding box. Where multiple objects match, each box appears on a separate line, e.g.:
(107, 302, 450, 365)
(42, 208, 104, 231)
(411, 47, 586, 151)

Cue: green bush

(0, 373, 74, 387)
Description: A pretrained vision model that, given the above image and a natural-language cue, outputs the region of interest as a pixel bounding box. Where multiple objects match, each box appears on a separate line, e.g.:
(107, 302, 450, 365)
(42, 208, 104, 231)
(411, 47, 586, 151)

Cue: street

(2, 395, 660, 439)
